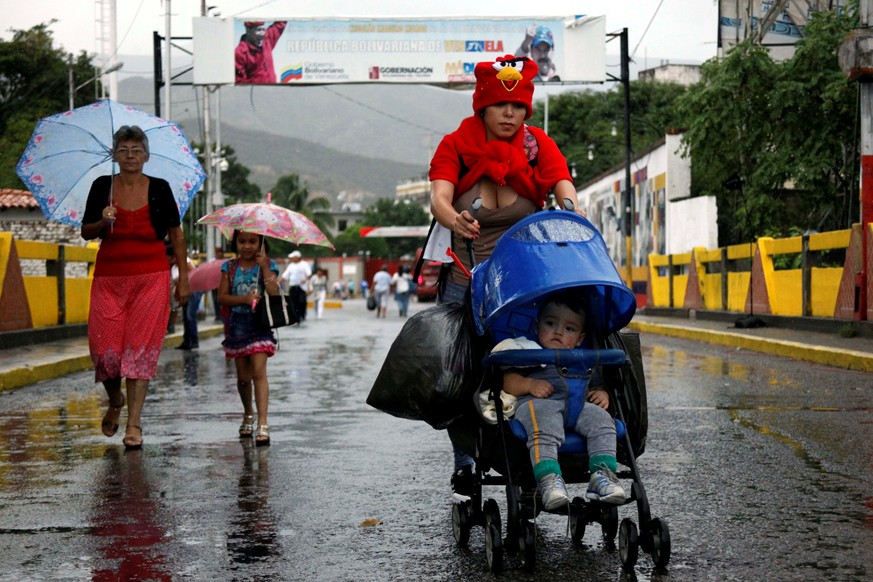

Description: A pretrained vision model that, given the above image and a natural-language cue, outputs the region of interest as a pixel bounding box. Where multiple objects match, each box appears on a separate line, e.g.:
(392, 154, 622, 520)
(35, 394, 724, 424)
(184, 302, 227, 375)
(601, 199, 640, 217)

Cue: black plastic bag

(367, 302, 485, 429)
(366, 294, 377, 311)
(603, 331, 648, 459)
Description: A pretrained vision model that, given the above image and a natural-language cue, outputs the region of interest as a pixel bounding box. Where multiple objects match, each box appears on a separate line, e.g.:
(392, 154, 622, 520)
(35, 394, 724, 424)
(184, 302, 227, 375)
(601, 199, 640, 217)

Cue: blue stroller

(451, 210, 670, 573)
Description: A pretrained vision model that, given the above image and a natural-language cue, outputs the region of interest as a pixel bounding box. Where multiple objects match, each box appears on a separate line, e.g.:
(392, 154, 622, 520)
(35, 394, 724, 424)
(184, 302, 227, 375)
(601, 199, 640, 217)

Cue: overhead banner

(219, 16, 605, 87)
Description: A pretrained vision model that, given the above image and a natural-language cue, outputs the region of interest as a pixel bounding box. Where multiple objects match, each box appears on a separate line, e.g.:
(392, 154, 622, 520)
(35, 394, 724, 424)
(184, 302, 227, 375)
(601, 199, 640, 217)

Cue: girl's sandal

(101, 395, 126, 437)
(255, 425, 270, 447)
(239, 414, 255, 438)
(123, 425, 143, 450)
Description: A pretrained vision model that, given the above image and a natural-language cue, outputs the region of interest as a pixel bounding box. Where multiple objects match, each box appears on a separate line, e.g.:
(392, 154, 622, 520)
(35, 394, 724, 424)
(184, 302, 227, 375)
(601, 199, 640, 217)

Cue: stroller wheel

(619, 518, 639, 570)
(451, 503, 472, 547)
(485, 523, 504, 573)
(483, 498, 502, 531)
(600, 504, 619, 543)
(648, 517, 671, 568)
(521, 520, 536, 572)
(484, 499, 504, 573)
(569, 497, 586, 545)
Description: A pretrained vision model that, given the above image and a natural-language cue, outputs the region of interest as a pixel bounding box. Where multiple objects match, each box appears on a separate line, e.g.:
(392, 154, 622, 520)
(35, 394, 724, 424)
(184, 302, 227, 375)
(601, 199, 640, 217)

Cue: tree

(769, 8, 859, 232)
(360, 198, 430, 258)
(530, 81, 689, 186)
(0, 24, 100, 188)
(676, 42, 779, 245)
(677, 7, 859, 245)
(331, 223, 388, 258)
(269, 174, 335, 258)
(186, 142, 262, 253)
(215, 145, 261, 203)
(191, 142, 261, 204)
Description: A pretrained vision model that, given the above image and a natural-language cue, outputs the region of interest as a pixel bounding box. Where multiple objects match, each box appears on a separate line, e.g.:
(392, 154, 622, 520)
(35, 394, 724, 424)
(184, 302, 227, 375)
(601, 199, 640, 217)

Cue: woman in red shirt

(428, 55, 580, 496)
(81, 125, 190, 450)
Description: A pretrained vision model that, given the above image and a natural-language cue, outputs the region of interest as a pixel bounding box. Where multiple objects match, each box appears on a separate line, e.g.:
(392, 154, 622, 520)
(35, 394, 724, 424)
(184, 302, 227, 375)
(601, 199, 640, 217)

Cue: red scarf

(432, 116, 570, 206)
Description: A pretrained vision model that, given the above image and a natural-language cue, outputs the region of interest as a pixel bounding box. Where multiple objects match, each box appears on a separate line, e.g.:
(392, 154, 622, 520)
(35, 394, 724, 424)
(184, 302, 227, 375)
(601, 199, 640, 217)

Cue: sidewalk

(0, 307, 871, 392)
(629, 308, 873, 373)
(0, 323, 225, 391)
(0, 297, 350, 391)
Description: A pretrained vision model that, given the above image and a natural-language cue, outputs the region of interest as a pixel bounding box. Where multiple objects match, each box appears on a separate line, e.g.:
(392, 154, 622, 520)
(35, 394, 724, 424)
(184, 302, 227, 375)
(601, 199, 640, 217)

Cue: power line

(631, 0, 666, 59)
(231, 1, 282, 17)
(319, 86, 447, 135)
(116, 0, 147, 55)
(109, 0, 147, 61)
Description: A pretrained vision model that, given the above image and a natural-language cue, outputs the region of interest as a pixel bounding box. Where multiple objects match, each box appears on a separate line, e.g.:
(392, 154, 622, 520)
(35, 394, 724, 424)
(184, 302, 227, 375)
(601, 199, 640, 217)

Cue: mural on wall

(582, 166, 666, 269)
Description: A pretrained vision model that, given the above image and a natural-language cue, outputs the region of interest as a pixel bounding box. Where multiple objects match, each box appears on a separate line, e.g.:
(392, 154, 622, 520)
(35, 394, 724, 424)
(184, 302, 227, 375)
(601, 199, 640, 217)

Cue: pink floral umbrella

(188, 258, 229, 292)
(197, 193, 334, 249)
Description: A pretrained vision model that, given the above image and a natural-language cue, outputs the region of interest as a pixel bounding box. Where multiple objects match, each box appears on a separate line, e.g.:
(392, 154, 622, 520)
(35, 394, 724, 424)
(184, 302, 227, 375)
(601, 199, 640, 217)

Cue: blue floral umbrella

(15, 100, 205, 226)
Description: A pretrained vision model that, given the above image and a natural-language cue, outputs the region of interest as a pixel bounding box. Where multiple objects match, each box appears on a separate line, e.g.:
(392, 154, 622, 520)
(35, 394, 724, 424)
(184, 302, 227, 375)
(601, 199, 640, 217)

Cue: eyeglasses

(115, 147, 147, 157)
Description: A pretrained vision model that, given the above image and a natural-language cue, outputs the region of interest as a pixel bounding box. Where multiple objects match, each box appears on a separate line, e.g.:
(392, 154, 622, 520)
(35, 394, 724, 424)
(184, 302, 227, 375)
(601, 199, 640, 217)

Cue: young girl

(217, 230, 281, 446)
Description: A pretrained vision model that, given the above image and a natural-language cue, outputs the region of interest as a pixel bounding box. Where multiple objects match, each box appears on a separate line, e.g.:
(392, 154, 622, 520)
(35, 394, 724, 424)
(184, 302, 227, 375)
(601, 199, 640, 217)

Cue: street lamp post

(200, 4, 226, 261)
(605, 28, 634, 287)
(621, 28, 633, 288)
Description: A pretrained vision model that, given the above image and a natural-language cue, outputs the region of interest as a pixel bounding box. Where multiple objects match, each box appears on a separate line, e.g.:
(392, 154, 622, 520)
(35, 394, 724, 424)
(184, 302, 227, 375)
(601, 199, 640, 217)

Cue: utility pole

(197, 0, 227, 260)
(107, 0, 119, 100)
(201, 0, 214, 261)
(165, 0, 172, 119)
(203, 87, 213, 260)
(153, 31, 163, 116)
(214, 88, 224, 214)
(68, 55, 74, 111)
(838, 2, 873, 320)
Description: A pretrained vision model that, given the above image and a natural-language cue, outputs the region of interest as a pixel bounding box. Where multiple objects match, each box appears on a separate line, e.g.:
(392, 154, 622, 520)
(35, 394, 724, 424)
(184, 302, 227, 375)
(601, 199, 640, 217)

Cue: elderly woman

(81, 125, 190, 450)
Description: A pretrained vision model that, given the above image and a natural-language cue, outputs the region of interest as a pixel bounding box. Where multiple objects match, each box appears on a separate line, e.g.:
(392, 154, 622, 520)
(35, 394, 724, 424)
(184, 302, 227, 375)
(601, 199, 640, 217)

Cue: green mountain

(118, 73, 471, 202)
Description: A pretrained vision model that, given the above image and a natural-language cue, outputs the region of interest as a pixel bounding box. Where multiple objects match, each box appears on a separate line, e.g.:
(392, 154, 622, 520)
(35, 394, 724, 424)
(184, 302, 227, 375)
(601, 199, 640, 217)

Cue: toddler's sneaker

(537, 473, 569, 510)
(586, 465, 627, 504)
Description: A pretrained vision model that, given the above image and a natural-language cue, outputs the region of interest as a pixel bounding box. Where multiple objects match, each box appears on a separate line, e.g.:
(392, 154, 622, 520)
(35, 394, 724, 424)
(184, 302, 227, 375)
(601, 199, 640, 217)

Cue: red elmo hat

(472, 55, 537, 120)
(244, 21, 266, 27)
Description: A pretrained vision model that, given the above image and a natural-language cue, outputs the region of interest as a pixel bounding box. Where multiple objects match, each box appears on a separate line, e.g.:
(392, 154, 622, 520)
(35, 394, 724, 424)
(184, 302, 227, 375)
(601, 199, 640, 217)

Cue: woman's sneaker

(586, 465, 627, 504)
(451, 465, 474, 502)
(537, 473, 569, 510)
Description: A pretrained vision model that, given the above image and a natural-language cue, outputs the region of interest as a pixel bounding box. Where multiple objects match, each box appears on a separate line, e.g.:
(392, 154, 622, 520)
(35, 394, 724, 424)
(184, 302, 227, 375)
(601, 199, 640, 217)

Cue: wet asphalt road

(0, 298, 871, 581)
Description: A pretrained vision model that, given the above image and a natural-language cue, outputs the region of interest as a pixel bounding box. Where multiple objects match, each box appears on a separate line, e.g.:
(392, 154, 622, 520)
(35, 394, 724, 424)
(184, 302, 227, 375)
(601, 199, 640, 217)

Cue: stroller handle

(485, 348, 627, 370)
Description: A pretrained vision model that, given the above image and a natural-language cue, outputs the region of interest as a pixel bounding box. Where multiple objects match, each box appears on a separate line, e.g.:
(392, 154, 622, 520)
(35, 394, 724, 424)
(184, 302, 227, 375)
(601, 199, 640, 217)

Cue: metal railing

(647, 224, 871, 321)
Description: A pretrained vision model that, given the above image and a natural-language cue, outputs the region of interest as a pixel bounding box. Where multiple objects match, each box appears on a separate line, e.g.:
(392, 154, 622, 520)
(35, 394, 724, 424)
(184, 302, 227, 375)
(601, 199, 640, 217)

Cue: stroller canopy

(470, 211, 636, 338)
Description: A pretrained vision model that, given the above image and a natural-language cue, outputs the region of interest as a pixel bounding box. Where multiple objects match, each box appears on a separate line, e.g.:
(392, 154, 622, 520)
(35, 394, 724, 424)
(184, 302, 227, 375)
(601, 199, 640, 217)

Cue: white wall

(666, 195, 718, 254)
(577, 133, 718, 266)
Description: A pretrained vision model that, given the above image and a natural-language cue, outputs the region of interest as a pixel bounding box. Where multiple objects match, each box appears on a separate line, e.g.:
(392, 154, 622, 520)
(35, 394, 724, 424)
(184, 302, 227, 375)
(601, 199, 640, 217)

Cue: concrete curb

(0, 326, 226, 392)
(0, 354, 96, 392)
(628, 320, 873, 373)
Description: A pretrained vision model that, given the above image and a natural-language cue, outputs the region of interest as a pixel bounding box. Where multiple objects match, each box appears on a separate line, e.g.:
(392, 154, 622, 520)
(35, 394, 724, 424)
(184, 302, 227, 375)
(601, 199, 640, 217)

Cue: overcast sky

(2, 0, 719, 72)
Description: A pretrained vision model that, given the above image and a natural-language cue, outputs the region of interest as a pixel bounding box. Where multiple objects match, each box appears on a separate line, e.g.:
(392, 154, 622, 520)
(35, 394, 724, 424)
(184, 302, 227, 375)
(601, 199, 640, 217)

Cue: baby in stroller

(495, 290, 626, 510)
(368, 209, 668, 572)
(452, 209, 669, 573)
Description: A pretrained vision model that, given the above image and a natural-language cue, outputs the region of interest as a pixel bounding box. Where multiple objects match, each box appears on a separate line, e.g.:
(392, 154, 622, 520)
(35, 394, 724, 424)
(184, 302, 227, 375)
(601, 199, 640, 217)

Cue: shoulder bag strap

(413, 217, 439, 281)
(258, 267, 289, 327)
(227, 259, 239, 288)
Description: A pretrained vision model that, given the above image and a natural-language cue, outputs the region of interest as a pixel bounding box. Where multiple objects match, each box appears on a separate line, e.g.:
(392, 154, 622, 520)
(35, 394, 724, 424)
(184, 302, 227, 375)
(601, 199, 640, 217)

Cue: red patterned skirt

(88, 272, 170, 382)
